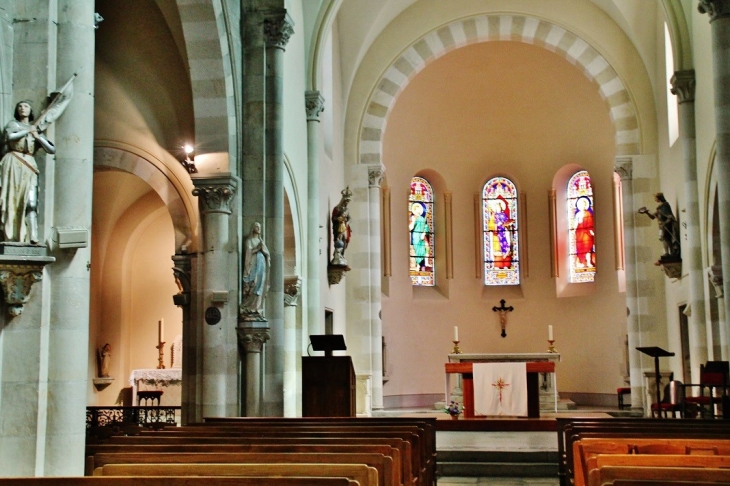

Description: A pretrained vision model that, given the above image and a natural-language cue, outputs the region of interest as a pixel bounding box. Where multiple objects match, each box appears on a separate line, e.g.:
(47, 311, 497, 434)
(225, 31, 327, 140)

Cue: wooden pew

(88, 451, 397, 486)
(96, 463, 379, 486)
(0, 478, 357, 486)
(86, 443, 401, 484)
(588, 465, 730, 486)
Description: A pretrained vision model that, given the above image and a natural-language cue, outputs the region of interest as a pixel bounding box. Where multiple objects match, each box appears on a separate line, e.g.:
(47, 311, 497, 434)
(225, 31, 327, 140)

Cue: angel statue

(0, 74, 76, 244)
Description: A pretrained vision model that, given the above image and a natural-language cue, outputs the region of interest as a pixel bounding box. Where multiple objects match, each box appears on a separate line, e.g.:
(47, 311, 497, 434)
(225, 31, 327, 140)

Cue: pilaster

(283, 276, 301, 416)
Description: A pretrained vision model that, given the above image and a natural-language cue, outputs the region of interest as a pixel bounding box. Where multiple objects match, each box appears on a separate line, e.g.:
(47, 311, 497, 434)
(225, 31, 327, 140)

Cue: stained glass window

(483, 177, 519, 285)
(567, 170, 596, 283)
(409, 177, 435, 286)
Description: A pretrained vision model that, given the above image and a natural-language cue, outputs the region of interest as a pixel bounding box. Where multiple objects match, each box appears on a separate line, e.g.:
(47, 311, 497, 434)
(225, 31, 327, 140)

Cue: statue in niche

(99, 343, 111, 378)
(331, 187, 352, 266)
(638, 192, 681, 260)
(0, 101, 56, 244)
(240, 222, 270, 320)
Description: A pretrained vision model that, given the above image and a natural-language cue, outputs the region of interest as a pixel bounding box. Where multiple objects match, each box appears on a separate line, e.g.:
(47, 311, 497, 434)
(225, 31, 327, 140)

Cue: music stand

(637, 346, 675, 415)
(310, 334, 347, 357)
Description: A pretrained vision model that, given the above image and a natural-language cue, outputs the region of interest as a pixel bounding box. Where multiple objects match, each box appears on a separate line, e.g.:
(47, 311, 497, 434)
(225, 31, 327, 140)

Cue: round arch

(358, 14, 642, 167)
(93, 145, 198, 253)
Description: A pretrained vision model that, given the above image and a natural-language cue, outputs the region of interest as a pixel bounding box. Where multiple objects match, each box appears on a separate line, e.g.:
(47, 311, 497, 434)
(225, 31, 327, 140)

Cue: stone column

(283, 276, 301, 417)
(671, 70, 708, 383)
(306, 91, 325, 337)
(237, 325, 270, 416)
(261, 10, 294, 416)
(699, 0, 730, 333)
(172, 251, 196, 424)
(42, 1, 96, 475)
(192, 175, 238, 418)
(616, 159, 644, 408)
(368, 165, 385, 410)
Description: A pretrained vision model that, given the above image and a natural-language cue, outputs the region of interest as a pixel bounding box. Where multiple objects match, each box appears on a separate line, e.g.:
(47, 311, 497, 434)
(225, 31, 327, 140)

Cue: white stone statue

(0, 101, 56, 243)
(99, 343, 111, 378)
(240, 222, 270, 320)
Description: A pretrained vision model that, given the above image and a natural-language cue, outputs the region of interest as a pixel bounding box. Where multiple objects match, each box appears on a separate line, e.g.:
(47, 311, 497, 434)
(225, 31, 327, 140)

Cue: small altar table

(129, 368, 182, 406)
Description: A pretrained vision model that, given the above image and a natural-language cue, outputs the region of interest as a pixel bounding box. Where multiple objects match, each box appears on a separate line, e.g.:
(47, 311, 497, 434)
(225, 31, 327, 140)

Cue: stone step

(437, 450, 558, 478)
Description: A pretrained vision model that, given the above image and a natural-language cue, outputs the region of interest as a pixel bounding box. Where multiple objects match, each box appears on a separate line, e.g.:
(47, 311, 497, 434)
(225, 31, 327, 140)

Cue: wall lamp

(180, 144, 198, 174)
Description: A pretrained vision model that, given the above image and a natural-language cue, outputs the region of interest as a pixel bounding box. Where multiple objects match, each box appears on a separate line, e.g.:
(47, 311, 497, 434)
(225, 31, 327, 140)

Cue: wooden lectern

(302, 335, 355, 417)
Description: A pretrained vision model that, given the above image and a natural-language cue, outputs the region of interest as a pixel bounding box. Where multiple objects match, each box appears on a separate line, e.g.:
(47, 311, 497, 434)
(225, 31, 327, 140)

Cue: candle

(548, 325, 553, 341)
(454, 326, 459, 342)
(158, 318, 164, 344)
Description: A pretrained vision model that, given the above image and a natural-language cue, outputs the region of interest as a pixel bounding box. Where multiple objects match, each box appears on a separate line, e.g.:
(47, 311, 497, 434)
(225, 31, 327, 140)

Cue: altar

(446, 353, 561, 416)
(129, 368, 182, 406)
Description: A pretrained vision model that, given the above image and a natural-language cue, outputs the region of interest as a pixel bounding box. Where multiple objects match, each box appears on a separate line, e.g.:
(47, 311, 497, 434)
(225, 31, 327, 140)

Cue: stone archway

(358, 14, 642, 166)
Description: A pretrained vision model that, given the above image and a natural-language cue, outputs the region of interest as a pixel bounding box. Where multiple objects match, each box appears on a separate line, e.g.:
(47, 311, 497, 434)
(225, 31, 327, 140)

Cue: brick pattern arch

(176, 0, 237, 163)
(359, 14, 641, 165)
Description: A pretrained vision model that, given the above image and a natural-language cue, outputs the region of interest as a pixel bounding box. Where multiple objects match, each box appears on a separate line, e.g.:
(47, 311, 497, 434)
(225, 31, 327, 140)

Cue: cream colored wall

(380, 40, 626, 396)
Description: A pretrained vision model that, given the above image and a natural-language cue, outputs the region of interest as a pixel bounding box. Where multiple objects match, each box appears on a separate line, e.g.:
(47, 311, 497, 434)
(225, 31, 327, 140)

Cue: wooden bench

(588, 465, 730, 486)
(0, 478, 357, 486)
(96, 462, 379, 486)
(88, 451, 397, 486)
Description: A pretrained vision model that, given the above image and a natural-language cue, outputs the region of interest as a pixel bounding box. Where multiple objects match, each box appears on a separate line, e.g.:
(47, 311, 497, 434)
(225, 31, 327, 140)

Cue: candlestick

(453, 326, 459, 342)
(452, 340, 462, 355)
(548, 325, 553, 341)
(158, 318, 164, 344)
(547, 339, 557, 354)
(156, 341, 166, 369)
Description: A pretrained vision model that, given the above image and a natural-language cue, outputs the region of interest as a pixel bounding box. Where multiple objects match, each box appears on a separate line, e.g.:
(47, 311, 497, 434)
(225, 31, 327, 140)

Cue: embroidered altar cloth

(129, 368, 182, 387)
(473, 362, 527, 416)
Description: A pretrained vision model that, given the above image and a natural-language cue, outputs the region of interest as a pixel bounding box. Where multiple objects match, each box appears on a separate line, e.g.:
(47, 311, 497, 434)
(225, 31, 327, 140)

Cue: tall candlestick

(454, 326, 459, 342)
(158, 318, 164, 344)
(548, 325, 553, 341)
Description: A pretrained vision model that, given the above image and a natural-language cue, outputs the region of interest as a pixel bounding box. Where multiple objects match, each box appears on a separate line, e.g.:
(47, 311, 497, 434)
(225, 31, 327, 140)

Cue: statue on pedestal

(99, 343, 111, 378)
(240, 222, 270, 320)
(331, 187, 352, 266)
(638, 192, 681, 261)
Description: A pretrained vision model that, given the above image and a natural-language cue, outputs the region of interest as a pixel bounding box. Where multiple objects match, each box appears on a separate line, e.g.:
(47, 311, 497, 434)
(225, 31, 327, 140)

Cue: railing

(86, 406, 180, 428)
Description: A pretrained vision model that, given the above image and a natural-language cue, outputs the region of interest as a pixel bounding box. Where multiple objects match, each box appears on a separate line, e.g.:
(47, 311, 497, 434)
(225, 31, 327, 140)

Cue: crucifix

(492, 299, 514, 337)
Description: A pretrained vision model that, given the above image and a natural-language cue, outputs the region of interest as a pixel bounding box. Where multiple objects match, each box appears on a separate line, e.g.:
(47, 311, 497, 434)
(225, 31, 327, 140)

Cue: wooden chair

(650, 381, 684, 418)
(617, 388, 631, 409)
(683, 361, 729, 418)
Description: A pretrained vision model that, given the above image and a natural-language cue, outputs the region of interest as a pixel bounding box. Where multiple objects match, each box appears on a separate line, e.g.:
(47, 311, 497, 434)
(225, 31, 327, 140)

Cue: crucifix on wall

(492, 299, 514, 338)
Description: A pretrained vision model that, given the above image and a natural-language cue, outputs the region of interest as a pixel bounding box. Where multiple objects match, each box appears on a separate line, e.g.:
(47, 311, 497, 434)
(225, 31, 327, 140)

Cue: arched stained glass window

(483, 177, 519, 285)
(409, 177, 434, 286)
(567, 170, 596, 283)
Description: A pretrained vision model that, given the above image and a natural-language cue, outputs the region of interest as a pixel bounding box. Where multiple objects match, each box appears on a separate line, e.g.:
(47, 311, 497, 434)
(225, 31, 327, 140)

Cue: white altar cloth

(129, 368, 182, 405)
(473, 362, 528, 416)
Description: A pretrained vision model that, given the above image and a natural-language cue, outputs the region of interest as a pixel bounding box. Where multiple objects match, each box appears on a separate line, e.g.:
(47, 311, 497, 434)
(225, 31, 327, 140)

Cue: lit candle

(158, 318, 164, 344)
(454, 326, 459, 342)
(548, 325, 553, 341)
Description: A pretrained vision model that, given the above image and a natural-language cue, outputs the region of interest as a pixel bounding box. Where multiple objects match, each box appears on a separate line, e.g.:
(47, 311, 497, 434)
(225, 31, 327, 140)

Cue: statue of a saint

(331, 187, 352, 266)
(240, 222, 270, 320)
(0, 101, 56, 243)
(99, 343, 111, 378)
(638, 192, 681, 259)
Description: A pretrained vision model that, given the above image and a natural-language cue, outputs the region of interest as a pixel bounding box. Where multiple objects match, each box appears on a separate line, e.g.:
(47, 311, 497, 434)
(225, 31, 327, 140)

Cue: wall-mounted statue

(638, 192, 681, 260)
(331, 186, 352, 266)
(240, 222, 270, 321)
(99, 343, 111, 378)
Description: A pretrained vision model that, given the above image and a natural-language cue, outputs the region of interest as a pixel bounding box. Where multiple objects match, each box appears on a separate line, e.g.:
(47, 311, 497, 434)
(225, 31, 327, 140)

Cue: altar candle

(548, 325, 553, 341)
(454, 326, 459, 342)
(158, 318, 164, 344)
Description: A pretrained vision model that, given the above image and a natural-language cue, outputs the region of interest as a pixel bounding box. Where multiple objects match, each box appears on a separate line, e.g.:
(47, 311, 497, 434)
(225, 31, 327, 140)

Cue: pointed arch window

(483, 177, 519, 285)
(567, 170, 596, 283)
(409, 176, 434, 286)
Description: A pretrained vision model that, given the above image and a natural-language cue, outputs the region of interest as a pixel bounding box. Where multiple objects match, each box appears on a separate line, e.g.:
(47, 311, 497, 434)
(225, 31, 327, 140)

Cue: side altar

(129, 368, 182, 406)
(447, 353, 562, 413)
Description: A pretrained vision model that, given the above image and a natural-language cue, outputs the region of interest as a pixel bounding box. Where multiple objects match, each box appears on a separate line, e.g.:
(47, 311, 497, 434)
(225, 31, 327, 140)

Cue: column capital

(237, 326, 271, 353)
(368, 164, 386, 188)
(172, 252, 192, 307)
(614, 157, 633, 181)
(670, 70, 696, 104)
(444, 191, 453, 203)
(284, 275, 301, 307)
(264, 10, 294, 50)
(699, 0, 730, 21)
(305, 91, 325, 121)
(191, 174, 238, 214)
(709, 265, 724, 297)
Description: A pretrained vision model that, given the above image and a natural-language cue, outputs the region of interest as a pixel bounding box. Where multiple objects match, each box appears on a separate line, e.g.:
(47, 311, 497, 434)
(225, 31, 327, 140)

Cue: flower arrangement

(444, 400, 463, 416)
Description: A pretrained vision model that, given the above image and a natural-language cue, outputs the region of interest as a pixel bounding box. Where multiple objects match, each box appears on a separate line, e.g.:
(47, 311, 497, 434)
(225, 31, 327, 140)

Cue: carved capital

(237, 327, 271, 353)
(709, 265, 724, 297)
(284, 276, 301, 307)
(699, 0, 730, 21)
(192, 175, 238, 214)
(172, 252, 192, 307)
(670, 70, 696, 104)
(264, 11, 294, 50)
(0, 265, 43, 316)
(614, 157, 633, 181)
(368, 164, 386, 188)
(305, 91, 325, 121)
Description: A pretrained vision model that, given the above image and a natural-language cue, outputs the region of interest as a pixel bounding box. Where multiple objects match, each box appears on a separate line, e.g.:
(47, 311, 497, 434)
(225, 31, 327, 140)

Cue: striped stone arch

(176, 0, 236, 162)
(359, 14, 641, 165)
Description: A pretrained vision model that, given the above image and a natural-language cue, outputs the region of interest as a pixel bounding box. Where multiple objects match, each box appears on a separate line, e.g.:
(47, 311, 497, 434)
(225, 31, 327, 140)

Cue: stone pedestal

(237, 323, 270, 416)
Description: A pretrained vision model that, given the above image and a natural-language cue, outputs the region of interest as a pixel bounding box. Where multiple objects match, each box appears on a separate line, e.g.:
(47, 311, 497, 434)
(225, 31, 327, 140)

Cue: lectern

(302, 335, 355, 417)
(637, 346, 675, 415)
